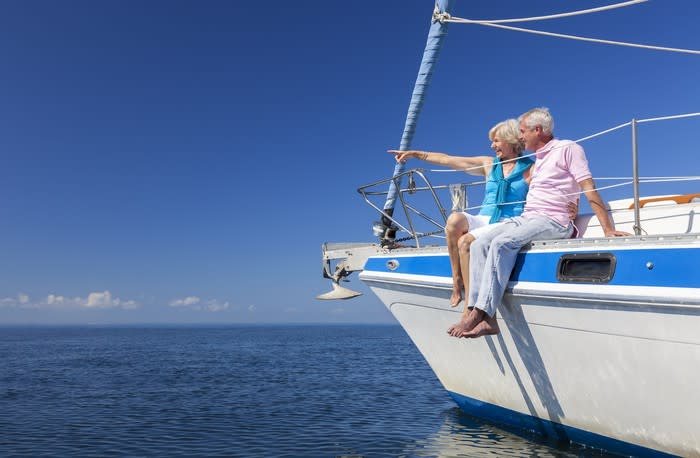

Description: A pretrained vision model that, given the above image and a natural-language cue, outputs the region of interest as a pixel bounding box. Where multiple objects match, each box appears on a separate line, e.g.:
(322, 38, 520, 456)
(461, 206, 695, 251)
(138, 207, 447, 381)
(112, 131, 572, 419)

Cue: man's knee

(458, 234, 475, 253)
(471, 236, 490, 254)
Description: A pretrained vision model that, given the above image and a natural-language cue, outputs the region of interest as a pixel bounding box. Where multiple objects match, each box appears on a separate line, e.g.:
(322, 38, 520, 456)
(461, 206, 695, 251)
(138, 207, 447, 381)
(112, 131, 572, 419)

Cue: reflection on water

(403, 407, 611, 457)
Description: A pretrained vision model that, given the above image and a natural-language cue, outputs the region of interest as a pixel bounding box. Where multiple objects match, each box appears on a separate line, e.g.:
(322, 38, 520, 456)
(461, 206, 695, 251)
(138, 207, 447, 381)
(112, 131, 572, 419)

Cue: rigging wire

(596, 176, 700, 181)
(425, 112, 700, 174)
(443, 19, 700, 56)
(441, 0, 647, 24)
(389, 4, 700, 237)
(638, 112, 700, 123)
(574, 121, 631, 143)
(461, 176, 700, 214)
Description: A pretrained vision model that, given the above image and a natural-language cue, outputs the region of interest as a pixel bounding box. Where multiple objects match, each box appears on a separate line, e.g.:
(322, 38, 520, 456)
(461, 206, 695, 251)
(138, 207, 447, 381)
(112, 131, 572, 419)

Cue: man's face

(519, 118, 539, 151)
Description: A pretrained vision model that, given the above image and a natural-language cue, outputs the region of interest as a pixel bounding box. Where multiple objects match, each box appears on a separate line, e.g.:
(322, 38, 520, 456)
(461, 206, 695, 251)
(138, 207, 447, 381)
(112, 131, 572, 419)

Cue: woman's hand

(387, 150, 426, 164)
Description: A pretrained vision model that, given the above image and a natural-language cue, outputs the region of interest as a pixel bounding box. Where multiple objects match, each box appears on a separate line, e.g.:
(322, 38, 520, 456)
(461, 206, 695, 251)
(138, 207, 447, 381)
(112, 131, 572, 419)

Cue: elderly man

(449, 107, 630, 338)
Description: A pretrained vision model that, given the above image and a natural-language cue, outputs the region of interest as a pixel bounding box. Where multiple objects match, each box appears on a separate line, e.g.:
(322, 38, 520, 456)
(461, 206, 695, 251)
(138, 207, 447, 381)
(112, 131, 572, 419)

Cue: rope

(638, 112, 700, 123)
(449, 20, 700, 55)
(408, 111, 700, 230)
(444, 0, 647, 24)
(395, 229, 445, 243)
(596, 176, 700, 180)
(574, 121, 631, 143)
(461, 177, 700, 214)
(636, 177, 700, 184)
(424, 111, 700, 174)
(426, 123, 632, 174)
(432, 5, 451, 24)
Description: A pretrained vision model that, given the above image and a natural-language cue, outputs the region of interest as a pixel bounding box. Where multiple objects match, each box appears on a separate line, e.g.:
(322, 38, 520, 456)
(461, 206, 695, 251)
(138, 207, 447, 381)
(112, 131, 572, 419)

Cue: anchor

(316, 242, 385, 300)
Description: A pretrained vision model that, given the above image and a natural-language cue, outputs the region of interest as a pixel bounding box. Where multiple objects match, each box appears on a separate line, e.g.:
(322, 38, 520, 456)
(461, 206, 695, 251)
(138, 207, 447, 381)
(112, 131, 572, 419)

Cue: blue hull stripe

(448, 391, 676, 457)
(365, 255, 453, 278)
(363, 247, 700, 288)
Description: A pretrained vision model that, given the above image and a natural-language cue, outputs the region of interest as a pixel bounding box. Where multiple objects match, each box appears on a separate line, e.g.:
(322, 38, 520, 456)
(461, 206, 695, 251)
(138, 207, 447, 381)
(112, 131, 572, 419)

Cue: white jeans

(462, 212, 507, 239)
(468, 215, 573, 317)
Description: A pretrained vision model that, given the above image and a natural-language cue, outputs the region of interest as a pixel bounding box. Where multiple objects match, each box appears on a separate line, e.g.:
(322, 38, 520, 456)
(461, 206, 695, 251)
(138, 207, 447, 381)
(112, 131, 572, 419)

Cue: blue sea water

(0, 325, 615, 457)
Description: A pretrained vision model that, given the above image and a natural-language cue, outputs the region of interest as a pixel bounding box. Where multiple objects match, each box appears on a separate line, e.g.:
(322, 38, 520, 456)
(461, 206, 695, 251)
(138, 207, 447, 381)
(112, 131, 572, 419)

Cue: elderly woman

(389, 119, 534, 333)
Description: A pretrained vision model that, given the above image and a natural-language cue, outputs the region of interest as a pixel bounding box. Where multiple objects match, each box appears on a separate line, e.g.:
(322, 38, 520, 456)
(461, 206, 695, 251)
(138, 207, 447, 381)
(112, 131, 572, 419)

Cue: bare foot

(447, 308, 484, 337)
(450, 287, 463, 307)
(462, 313, 500, 338)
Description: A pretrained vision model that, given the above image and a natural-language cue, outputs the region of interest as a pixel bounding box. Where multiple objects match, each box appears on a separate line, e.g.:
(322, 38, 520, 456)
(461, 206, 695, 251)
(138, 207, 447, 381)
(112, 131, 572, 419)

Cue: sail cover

(381, 0, 453, 242)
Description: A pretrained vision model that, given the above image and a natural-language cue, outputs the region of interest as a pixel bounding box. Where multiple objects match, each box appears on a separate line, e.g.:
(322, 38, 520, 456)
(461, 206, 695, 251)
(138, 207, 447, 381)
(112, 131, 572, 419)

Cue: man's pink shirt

(522, 138, 592, 227)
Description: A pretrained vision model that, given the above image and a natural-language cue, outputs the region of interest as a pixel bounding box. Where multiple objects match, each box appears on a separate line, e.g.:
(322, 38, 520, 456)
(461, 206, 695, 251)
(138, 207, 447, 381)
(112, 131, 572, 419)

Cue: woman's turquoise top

(478, 156, 533, 223)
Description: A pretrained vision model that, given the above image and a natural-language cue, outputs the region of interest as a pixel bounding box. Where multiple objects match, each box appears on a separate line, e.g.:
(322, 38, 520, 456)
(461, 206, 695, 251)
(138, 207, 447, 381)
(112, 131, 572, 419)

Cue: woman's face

(491, 135, 516, 159)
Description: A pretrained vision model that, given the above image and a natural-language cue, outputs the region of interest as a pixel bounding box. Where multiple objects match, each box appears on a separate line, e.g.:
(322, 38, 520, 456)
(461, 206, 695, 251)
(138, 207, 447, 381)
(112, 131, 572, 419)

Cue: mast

(379, 0, 453, 246)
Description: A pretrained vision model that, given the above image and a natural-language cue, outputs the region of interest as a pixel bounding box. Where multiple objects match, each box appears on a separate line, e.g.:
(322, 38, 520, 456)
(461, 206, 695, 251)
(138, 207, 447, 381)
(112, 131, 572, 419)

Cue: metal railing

(358, 168, 485, 247)
(359, 112, 700, 246)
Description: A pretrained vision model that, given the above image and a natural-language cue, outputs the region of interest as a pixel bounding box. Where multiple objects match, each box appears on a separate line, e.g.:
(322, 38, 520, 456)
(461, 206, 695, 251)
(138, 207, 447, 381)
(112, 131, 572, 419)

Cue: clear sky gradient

(1, 1, 699, 324)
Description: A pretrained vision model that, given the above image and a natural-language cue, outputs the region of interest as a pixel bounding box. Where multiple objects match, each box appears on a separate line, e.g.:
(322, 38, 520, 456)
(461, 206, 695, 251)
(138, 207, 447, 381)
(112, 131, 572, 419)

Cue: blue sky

(1, 0, 698, 324)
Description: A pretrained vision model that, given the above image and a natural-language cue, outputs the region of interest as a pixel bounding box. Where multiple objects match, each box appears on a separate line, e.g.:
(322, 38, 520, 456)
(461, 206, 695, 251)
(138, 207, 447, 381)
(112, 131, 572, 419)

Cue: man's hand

(604, 229, 631, 237)
(567, 199, 579, 221)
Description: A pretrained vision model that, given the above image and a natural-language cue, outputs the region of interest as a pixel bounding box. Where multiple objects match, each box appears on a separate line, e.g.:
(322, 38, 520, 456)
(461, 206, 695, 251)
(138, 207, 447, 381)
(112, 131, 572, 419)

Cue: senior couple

(390, 107, 629, 338)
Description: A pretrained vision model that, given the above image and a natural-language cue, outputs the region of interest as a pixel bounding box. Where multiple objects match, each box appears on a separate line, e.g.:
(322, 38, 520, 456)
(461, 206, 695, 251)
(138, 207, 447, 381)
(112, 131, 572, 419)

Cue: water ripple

(0, 325, 616, 457)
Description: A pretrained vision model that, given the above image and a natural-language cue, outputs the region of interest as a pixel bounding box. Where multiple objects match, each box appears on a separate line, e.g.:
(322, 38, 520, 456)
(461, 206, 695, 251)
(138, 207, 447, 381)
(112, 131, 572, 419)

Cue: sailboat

(319, 2, 700, 456)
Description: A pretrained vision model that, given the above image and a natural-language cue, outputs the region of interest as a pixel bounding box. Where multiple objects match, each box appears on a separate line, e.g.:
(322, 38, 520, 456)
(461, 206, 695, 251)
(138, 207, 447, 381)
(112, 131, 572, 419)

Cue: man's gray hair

(519, 107, 554, 136)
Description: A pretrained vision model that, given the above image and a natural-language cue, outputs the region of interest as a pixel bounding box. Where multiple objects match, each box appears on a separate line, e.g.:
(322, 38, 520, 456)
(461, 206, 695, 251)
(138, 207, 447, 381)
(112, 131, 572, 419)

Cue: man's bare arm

(579, 178, 631, 237)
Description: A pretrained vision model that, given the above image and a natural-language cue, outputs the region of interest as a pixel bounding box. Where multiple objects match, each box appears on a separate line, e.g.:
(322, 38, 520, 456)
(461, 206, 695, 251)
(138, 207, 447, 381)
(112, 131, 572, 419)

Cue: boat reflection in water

(402, 407, 618, 458)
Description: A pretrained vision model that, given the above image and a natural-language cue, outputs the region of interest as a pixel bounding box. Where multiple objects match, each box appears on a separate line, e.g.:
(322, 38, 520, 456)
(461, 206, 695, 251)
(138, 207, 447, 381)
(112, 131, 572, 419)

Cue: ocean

(0, 325, 614, 457)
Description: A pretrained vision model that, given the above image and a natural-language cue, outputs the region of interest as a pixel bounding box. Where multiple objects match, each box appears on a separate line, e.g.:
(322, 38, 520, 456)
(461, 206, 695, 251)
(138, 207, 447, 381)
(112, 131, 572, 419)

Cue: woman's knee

(445, 212, 468, 236)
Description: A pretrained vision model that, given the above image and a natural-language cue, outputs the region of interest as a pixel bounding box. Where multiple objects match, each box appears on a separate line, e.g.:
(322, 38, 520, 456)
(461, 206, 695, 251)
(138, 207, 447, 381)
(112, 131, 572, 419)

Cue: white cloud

(206, 299, 230, 312)
(169, 296, 232, 312)
(169, 296, 201, 307)
(0, 296, 18, 307)
(0, 291, 140, 310)
(0, 293, 31, 307)
(248, 304, 256, 312)
(85, 291, 116, 308)
(46, 294, 65, 305)
(120, 300, 139, 310)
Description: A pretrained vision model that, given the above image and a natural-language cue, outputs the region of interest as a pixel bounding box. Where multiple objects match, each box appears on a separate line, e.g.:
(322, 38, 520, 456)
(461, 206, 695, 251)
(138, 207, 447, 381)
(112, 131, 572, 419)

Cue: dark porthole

(557, 253, 616, 283)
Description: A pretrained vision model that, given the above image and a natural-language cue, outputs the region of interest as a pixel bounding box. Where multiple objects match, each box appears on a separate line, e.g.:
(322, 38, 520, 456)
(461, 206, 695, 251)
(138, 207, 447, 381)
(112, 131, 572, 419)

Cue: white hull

(360, 235, 700, 457)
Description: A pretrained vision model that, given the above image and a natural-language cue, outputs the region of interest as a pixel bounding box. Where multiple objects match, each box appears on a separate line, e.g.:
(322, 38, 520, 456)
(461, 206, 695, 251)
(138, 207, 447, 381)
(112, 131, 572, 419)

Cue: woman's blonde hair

(488, 119, 524, 156)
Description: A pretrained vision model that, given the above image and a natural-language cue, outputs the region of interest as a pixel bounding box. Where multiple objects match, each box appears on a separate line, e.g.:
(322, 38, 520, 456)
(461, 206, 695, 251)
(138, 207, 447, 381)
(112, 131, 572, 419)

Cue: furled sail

(379, 0, 453, 246)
